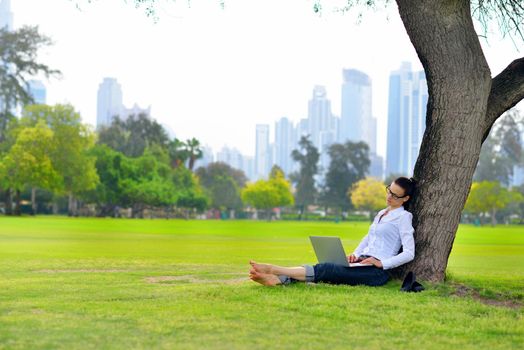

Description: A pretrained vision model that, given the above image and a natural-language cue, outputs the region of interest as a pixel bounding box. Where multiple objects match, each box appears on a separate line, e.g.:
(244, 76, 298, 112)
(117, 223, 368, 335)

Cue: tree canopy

(98, 114, 170, 158)
(0, 26, 60, 142)
(242, 167, 294, 219)
(321, 141, 370, 213)
(290, 135, 319, 219)
(350, 177, 385, 218)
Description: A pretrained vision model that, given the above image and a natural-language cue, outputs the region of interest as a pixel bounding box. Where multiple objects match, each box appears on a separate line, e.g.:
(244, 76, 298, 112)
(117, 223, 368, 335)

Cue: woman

(249, 177, 416, 287)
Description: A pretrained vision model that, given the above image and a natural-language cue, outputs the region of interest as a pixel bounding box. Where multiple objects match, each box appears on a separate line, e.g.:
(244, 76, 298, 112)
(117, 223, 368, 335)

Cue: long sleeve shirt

(353, 206, 415, 270)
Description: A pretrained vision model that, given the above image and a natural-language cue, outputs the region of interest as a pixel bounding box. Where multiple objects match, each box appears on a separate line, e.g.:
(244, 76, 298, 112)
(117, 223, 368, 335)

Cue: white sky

(11, 0, 523, 158)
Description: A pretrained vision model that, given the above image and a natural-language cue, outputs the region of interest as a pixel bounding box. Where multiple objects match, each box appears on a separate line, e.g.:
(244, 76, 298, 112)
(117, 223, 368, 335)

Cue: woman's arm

(352, 210, 383, 258)
(352, 233, 370, 258)
(380, 213, 415, 270)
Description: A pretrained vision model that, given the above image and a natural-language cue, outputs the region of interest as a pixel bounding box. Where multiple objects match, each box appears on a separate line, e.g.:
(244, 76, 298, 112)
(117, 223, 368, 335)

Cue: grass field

(0, 217, 523, 349)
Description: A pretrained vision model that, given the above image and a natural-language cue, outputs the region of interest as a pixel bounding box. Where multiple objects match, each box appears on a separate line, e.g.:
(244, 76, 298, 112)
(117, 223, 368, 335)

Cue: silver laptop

(309, 236, 372, 267)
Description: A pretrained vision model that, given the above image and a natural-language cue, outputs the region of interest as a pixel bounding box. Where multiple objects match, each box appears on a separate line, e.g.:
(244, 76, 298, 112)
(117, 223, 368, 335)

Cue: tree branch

(483, 57, 524, 141)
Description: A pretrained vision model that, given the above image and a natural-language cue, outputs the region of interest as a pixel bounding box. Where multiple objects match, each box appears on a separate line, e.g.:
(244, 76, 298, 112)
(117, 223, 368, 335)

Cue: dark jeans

(312, 263, 390, 286)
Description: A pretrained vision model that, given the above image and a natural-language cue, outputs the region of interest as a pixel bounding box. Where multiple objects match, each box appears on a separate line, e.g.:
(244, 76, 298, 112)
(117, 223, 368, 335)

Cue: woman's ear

(403, 196, 410, 203)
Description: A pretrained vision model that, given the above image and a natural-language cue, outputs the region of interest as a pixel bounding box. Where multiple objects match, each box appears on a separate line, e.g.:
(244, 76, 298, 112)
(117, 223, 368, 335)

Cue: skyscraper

(339, 69, 373, 149)
(386, 62, 428, 177)
(195, 145, 214, 171)
(27, 80, 46, 104)
(0, 0, 13, 31)
(96, 77, 123, 128)
(307, 85, 338, 174)
(307, 85, 334, 149)
(217, 145, 244, 172)
(339, 68, 382, 178)
(274, 117, 295, 177)
(255, 124, 270, 179)
(120, 103, 151, 121)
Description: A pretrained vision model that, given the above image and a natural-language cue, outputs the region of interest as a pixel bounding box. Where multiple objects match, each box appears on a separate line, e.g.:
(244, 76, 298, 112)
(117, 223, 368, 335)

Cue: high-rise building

(194, 145, 214, 171)
(255, 124, 270, 179)
(120, 103, 151, 121)
(307, 85, 334, 149)
(386, 62, 428, 177)
(512, 165, 524, 187)
(96, 77, 123, 128)
(274, 117, 295, 177)
(217, 146, 244, 171)
(339, 69, 373, 149)
(0, 0, 13, 31)
(243, 156, 255, 181)
(27, 80, 46, 104)
(369, 153, 385, 180)
(307, 85, 338, 175)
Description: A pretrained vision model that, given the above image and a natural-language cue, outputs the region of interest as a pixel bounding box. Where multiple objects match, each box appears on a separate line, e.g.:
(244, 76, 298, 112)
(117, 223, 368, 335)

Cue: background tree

(241, 168, 294, 220)
(0, 122, 61, 215)
(21, 104, 99, 216)
(268, 165, 295, 210)
(121, 149, 177, 216)
(512, 184, 524, 224)
(350, 177, 385, 221)
(0, 116, 19, 215)
(474, 110, 523, 186)
(464, 181, 522, 226)
(195, 162, 247, 215)
(320, 141, 370, 215)
(0, 26, 60, 143)
(84, 144, 206, 217)
(97, 114, 169, 158)
(185, 137, 203, 171)
(167, 138, 189, 169)
(174, 166, 209, 217)
(290, 135, 319, 220)
(84, 144, 129, 216)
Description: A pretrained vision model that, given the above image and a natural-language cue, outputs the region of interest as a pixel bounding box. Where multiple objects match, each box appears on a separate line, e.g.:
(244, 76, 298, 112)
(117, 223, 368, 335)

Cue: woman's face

(386, 182, 409, 208)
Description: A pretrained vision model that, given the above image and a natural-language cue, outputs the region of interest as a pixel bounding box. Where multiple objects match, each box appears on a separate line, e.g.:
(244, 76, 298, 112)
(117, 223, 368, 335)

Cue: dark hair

(393, 177, 416, 208)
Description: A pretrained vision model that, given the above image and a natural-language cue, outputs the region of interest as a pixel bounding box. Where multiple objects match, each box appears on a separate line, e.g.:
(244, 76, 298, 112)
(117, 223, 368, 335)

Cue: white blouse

(353, 206, 415, 270)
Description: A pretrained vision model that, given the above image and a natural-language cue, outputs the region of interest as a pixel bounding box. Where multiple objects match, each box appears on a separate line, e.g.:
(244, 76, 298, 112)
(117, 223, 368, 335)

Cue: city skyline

(9, 0, 524, 159)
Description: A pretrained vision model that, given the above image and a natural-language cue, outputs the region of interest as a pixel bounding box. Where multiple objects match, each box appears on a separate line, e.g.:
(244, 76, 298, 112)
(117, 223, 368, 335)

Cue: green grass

(0, 217, 523, 349)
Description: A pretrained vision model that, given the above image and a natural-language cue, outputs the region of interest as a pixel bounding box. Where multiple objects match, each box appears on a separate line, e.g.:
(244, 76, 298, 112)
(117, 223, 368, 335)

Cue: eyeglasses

(385, 185, 407, 200)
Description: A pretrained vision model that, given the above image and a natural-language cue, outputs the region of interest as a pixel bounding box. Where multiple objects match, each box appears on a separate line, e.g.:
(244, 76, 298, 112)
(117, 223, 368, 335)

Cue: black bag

(400, 271, 425, 293)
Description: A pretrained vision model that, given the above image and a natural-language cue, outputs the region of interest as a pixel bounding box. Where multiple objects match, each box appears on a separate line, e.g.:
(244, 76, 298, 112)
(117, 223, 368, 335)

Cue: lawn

(0, 217, 522, 349)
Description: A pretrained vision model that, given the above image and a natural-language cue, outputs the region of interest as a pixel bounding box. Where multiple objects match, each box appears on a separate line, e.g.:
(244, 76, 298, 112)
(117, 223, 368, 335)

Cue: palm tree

(185, 137, 203, 171)
(168, 138, 189, 169)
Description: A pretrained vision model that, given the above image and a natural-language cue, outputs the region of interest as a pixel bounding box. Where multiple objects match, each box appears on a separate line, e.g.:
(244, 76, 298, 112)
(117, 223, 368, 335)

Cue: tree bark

(4, 188, 13, 215)
(68, 193, 77, 217)
(14, 189, 21, 216)
(31, 188, 37, 215)
(395, 0, 493, 281)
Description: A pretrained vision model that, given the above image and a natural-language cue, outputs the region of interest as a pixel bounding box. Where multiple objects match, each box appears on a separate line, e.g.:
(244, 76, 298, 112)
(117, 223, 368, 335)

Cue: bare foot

(249, 260, 273, 274)
(249, 269, 281, 286)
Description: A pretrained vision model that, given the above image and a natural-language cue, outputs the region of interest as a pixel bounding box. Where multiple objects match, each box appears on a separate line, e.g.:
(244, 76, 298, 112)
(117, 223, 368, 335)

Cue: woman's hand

(347, 254, 359, 263)
(360, 257, 383, 268)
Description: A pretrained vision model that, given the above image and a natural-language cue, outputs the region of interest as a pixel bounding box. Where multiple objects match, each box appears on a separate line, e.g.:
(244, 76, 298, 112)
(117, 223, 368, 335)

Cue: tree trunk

(31, 188, 37, 215)
(68, 193, 77, 217)
(395, 0, 524, 281)
(491, 208, 497, 226)
(14, 189, 21, 216)
(4, 188, 13, 215)
(395, 0, 492, 281)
